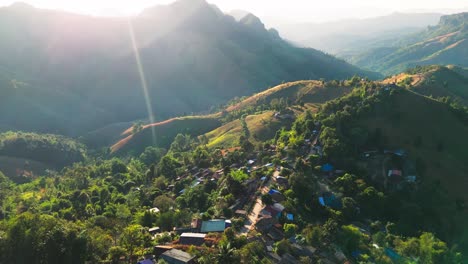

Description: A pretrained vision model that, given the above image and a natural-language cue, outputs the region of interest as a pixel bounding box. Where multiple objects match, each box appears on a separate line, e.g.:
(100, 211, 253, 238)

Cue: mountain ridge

(0, 0, 379, 136)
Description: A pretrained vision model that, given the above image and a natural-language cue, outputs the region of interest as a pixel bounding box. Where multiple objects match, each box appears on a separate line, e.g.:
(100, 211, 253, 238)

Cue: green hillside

(311, 84, 468, 254)
(348, 12, 468, 75)
(0, 132, 86, 171)
(383, 65, 468, 105)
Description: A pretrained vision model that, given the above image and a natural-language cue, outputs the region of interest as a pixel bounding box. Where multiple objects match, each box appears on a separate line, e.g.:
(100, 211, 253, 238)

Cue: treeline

(0, 131, 86, 168)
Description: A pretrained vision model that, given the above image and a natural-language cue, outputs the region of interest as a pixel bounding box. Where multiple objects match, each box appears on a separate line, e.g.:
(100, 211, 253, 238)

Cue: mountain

(347, 13, 468, 75)
(272, 12, 442, 54)
(0, 0, 378, 136)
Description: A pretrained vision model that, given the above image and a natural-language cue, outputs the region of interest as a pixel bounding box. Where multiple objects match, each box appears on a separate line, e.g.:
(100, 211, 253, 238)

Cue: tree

(284, 223, 298, 238)
(120, 224, 151, 260)
(153, 195, 175, 212)
(217, 242, 239, 264)
(157, 155, 181, 179)
(132, 122, 144, 135)
(139, 147, 166, 166)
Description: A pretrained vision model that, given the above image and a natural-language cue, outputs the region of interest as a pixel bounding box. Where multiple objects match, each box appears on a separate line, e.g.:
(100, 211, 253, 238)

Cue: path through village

(240, 169, 278, 234)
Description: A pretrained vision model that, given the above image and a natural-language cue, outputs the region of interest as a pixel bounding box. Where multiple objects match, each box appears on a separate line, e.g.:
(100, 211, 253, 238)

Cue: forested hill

(382, 65, 468, 105)
(347, 12, 468, 75)
(0, 0, 378, 136)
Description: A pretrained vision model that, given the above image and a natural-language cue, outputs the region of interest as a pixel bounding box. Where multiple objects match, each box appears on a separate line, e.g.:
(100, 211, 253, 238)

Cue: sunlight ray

(127, 19, 157, 146)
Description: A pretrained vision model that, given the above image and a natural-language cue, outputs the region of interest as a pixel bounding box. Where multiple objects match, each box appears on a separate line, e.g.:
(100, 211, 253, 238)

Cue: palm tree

(217, 242, 238, 264)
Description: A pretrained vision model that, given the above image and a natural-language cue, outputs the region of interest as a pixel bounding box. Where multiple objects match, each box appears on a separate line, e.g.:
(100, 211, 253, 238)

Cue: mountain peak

(8, 2, 35, 10)
(240, 13, 265, 31)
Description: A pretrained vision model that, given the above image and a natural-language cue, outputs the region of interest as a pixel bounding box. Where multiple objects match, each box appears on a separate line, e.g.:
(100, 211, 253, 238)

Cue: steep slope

(348, 13, 468, 75)
(382, 65, 468, 105)
(0, 0, 378, 136)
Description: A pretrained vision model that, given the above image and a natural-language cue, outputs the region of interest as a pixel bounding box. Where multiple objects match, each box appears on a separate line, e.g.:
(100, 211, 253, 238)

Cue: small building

(235, 209, 247, 217)
(161, 249, 195, 264)
(255, 215, 278, 232)
(179, 233, 206, 246)
(274, 176, 289, 187)
(148, 227, 161, 235)
(200, 219, 227, 233)
(268, 189, 286, 203)
(154, 245, 173, 258)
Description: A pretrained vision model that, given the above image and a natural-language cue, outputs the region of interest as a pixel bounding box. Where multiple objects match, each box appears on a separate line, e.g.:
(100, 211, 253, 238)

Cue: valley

(0, 1, 467, 264)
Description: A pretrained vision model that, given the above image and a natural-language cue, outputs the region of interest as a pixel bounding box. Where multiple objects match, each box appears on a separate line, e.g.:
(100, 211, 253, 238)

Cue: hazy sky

(1, 0, 467, 23)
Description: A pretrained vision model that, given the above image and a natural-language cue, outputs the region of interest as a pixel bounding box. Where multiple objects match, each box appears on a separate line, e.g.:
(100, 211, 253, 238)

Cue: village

(133, 117, 418, 264)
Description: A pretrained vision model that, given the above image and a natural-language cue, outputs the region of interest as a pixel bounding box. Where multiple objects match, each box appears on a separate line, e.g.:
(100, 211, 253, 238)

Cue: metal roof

(162, 249, 194, 263)
(180, 233, 206, 238)
(200, 219, 226, 233)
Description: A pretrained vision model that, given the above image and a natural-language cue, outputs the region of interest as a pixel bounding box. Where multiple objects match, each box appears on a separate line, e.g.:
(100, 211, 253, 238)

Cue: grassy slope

(109, 81, 352, 154)
(110, 115, 222, 154)
(205, 111, 288, 149)
(206, 81, 351, 149)
(382, 65, 468, 105)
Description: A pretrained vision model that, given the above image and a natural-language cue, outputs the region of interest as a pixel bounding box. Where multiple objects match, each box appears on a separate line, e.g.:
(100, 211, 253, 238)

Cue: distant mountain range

(270, 12, 443, 54)
(0, 0, 378, 136)
(345, 13, 468, 75)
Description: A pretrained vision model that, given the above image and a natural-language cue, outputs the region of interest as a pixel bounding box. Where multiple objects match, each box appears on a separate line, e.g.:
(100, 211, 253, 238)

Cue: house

(244, 178, 259, 194)
(154, 245, 173, 258)
(262, 203, 285, 219)
(274, 175, 289, 188)
(267, 227, 284, 241)
(200, 219, 227, 233)
(388, 170, 403, 184)
(255, 215, 278, 232)
(268, 189, 286, 203)
(148, 227, 161, 235)
(235, 210, 247, 217)
(179, 233, 206, 246)
(161, 249, 195, 264)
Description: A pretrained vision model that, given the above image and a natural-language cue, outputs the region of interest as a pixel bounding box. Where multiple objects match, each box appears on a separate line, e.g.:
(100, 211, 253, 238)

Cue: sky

(1, 0, 467, 23)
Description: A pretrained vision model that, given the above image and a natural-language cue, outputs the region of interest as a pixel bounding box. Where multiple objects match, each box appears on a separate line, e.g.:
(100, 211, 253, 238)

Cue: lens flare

(127, 19, 157, 145)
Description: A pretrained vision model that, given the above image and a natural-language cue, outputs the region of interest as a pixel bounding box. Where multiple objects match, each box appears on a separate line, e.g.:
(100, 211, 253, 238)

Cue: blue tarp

(385, 248, 401, 260)
(287, 214, 294, 221)
(318, 197, 325, 206)
(269, 189, 281, 195)
(319, 192, 342, 209)
(321, 163, 334, 172)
